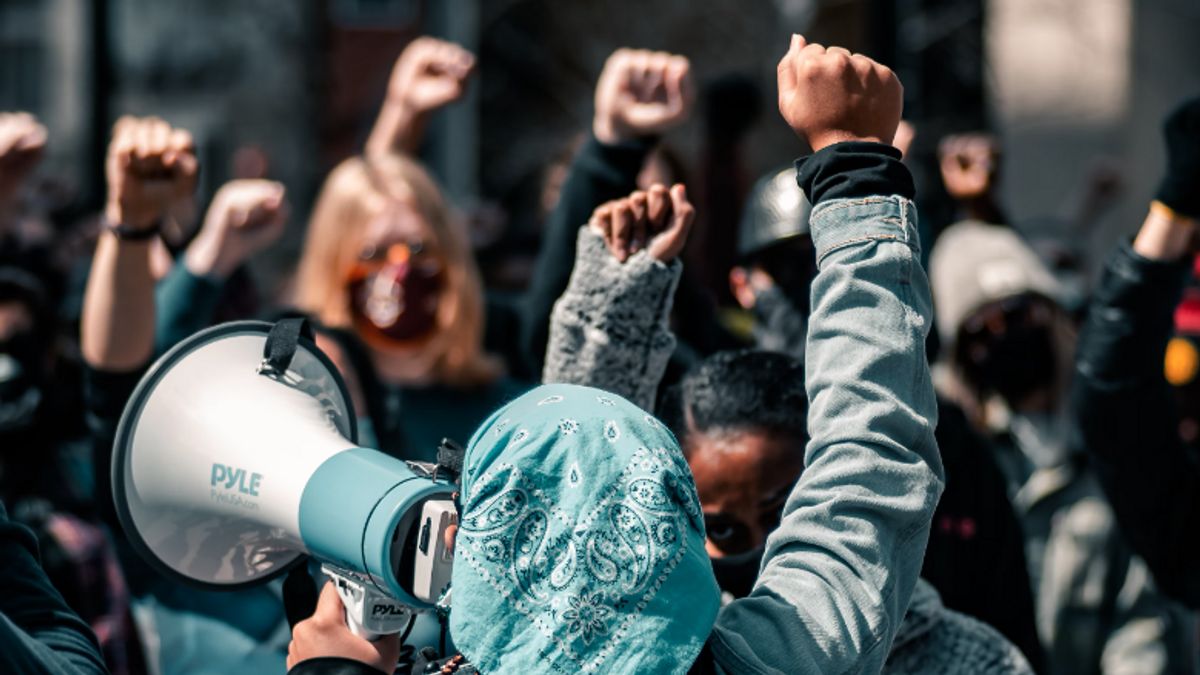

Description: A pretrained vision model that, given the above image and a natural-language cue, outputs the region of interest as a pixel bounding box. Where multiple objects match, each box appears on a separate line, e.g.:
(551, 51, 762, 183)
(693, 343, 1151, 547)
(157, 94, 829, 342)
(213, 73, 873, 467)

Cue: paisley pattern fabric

(450, 384, 720, 674)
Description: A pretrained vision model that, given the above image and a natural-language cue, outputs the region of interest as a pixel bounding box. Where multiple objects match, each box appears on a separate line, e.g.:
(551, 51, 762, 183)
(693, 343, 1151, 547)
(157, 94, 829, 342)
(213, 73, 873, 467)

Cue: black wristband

(105, 217, 161, 241)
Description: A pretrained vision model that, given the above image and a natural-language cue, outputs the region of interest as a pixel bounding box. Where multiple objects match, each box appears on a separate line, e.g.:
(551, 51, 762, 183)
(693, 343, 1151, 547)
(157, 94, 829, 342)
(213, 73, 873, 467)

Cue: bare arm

(365, 37, 474, 158)
(81, 116, 197, 371)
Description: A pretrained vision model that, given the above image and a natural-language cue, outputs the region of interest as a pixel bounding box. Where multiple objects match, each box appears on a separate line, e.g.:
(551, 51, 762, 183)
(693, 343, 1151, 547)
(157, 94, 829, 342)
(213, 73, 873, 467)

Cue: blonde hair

(296, 154, 501, 387)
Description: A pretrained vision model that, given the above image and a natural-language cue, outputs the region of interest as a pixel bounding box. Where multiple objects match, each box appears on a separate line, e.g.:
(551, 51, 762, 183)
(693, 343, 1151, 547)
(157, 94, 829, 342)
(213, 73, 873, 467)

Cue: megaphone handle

(325, 568, 382, 642)
(344, 610, 382, 642)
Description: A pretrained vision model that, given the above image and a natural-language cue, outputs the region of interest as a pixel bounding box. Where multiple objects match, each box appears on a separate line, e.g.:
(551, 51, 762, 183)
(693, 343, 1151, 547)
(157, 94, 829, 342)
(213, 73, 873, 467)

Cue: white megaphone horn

(112, 319, 458, 639)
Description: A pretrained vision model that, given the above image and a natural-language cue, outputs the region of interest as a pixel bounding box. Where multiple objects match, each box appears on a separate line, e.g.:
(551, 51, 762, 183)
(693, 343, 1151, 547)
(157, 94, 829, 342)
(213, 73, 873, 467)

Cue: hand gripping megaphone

(112, 319, 458, 639)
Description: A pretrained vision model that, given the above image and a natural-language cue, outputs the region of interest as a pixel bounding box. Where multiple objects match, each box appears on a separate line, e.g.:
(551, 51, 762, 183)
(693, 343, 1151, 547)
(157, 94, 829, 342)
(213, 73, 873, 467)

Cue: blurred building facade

(988, 0, 1200, 274)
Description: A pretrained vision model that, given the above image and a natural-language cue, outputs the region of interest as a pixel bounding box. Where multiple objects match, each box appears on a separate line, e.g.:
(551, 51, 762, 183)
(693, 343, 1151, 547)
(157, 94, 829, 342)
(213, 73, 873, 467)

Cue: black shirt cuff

(794, 141, 914, 205)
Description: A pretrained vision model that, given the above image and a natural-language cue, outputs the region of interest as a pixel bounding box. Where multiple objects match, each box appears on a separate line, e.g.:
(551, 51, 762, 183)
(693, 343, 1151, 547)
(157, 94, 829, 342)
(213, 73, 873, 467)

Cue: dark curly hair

(659, 349, 808, 456)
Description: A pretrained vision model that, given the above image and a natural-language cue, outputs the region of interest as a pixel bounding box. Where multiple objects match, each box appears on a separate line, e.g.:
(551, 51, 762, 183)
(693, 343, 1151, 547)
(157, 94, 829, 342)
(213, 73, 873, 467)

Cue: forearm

(365, 100, 426, 158)
(1074, 230, 1189, 439)
(80, 232, 156, 371)
(521, 134, 655, 373)
(713, 146, 942, 674)
(542, 228, 680, 411)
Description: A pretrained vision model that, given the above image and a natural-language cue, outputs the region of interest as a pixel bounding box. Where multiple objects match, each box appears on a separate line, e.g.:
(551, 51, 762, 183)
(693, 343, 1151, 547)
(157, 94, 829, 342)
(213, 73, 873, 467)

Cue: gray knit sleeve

(541, 227, 682, 412)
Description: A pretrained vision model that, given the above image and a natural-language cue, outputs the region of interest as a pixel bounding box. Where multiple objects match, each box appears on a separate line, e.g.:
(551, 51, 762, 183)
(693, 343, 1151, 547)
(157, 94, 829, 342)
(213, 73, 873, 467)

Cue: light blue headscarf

(450, 384, 720, 674)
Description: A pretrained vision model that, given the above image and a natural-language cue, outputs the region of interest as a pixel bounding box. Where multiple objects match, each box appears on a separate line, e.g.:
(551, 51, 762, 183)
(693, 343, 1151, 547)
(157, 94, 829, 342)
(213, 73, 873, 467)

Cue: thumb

(313, 581, 345, 623)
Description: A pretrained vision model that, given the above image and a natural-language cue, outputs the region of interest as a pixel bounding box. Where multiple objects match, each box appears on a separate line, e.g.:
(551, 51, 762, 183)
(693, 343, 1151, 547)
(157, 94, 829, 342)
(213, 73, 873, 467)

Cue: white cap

(929, 220, 1064, 345)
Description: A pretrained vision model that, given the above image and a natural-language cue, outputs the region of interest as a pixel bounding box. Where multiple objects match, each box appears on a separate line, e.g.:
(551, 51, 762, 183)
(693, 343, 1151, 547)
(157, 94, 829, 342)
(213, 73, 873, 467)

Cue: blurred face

(687, 429, 804, 559)
(0, 299, 44, 432)
(955, 293, 1059, 410)
(344, 194, 448, 354)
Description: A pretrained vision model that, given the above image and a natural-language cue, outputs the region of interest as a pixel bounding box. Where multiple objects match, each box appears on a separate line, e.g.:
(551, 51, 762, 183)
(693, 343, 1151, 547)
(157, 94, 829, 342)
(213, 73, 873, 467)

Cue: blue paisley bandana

(450, 384, 720, 674)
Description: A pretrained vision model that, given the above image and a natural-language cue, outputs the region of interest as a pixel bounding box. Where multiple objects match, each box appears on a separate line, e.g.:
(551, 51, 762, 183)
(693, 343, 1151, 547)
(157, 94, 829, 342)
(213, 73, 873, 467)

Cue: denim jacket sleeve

(541, 227, 681, 411)
(710, 195, 944, 675)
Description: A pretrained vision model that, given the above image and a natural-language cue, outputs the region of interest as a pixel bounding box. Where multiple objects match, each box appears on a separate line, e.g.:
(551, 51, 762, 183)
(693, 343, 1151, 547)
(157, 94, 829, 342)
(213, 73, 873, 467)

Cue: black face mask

(0, 333, 45, 433)
(709, 544, 765, 599)
(955, 294, 1059, 405)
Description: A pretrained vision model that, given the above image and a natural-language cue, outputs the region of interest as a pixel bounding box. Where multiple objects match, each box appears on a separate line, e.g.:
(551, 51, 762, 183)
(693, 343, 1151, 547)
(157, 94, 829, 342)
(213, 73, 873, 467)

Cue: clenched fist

(594, 49, 694, 144)
(938, 133, 1000, 200)
(590, 183, 694, 263)
(105, 116, 197, 230)
(0, 112, 48, 205)
(185, 179, 288, 278)
(386, 37, 476, 114)
(776, 35, 902, 153)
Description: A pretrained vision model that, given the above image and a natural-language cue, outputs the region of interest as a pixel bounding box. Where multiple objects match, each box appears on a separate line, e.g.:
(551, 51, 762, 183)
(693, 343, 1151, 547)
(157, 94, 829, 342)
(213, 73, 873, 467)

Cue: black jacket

(1071, 241, 1200, 607)
(0, 500, 108, 675)
(519, 134, 659, 376)
(921, 400, 1045, 673)
(519, 134, 738, 382)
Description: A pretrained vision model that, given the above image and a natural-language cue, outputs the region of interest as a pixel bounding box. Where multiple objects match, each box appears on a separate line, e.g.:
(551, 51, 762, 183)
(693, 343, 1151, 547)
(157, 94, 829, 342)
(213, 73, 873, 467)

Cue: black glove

(1157, 96, 1200, 219)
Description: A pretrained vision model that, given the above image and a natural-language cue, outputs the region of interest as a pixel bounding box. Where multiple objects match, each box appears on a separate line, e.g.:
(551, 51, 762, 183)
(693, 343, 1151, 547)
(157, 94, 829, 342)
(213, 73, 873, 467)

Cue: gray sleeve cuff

(542, 228, 682, 411)
(560, 228, 681, 322)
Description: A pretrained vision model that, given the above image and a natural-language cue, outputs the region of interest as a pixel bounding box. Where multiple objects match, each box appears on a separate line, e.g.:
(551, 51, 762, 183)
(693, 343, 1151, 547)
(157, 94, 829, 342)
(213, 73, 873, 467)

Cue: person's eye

(704, 514, 752, 553)
(358, 244, 384, 261)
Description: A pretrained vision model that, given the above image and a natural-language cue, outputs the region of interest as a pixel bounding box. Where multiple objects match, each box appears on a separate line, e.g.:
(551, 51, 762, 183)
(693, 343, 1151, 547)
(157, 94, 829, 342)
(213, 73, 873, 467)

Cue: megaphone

(112, 319, 458, 638)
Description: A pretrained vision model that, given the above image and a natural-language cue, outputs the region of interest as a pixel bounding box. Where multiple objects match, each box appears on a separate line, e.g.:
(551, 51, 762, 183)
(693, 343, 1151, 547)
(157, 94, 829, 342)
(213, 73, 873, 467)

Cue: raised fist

(105, 116, 198, 230)
(590, 183, 694, 263)
(185, 179, 288, 278)
(938, 133, 1001, 200)
(594, 49, 694, 144)
(0, 112, 48, 204)
(386, 37, 476, 114)
(776, 35, 902, 153)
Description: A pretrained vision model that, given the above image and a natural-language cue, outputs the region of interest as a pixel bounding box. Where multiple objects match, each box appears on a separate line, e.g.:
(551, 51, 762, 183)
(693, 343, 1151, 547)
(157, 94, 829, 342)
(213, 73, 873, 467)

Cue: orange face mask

(346, 242, 446, 350)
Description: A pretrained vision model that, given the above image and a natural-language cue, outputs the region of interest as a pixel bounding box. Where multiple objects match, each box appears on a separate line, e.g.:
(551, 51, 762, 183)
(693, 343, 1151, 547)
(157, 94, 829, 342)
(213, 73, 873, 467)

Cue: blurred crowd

(1, 26, 1200, 675)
